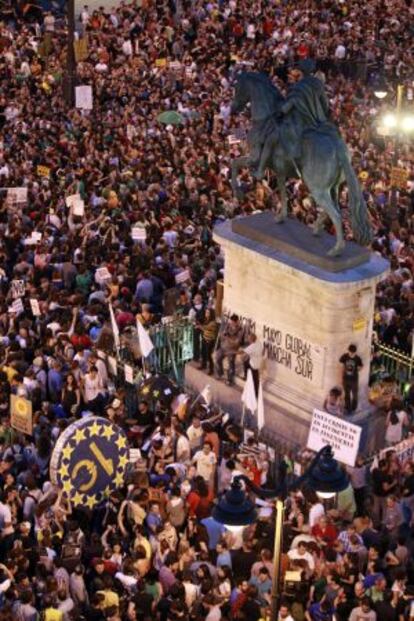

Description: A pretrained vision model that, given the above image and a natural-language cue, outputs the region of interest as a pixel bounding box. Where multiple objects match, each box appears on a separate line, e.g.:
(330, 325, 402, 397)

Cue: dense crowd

(0, 0, 413, 619)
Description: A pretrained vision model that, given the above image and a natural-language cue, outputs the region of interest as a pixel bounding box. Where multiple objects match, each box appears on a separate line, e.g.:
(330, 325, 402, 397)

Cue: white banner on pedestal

(307, 408, 361, 467)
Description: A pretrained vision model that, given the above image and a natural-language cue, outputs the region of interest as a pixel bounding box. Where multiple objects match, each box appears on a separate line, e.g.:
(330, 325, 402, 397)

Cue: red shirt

(187, 490, 213, 519)
(311, 523, 338, 547)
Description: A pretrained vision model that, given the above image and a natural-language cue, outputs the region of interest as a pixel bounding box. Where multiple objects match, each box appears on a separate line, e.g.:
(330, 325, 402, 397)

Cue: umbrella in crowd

(137, 374, 180, 405)
(156, 110, 184, 125)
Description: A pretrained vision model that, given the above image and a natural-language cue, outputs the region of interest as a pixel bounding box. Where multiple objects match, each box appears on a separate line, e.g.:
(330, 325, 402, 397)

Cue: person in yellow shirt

(97, 575, 120, 609)
(43, 596, 63, 621)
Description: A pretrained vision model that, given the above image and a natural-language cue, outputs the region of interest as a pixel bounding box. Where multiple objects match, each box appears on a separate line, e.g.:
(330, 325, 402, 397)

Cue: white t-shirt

(308, 502, 325, 528)
(0, 502, 13, 535)
(287, 548, 315, 571)
(385, 410, 406, 444)
(193, 450, 217, 481)
(83, 374, 104, 402)
(187, 424, 203, 451)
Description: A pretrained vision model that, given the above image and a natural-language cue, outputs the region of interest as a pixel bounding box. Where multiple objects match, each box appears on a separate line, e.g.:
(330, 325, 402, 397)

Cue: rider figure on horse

(255, 59, 334, 179)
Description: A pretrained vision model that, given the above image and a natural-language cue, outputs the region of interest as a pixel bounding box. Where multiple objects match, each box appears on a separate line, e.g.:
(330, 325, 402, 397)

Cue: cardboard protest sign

(10, 395, 33, 435)
(37, 165, 51, 178)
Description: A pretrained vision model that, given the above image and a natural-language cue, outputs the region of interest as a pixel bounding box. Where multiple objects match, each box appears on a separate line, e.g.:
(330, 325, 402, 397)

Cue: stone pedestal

(213, 213, 389, 446)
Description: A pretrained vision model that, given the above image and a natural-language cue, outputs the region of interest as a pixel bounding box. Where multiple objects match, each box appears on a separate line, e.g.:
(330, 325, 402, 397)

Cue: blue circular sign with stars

(50, 417, 129, 509)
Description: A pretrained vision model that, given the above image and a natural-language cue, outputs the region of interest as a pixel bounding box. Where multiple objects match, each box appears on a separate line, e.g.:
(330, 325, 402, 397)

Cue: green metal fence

(149, 318, 194, 383)
(376, 342, 413, 390)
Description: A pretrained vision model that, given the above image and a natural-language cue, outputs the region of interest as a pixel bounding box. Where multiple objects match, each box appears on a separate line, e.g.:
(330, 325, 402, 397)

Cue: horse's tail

(337, 142, 372, 246)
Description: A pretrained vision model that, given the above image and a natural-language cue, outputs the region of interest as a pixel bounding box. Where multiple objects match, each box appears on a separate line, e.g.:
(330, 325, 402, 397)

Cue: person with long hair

(61, 372, 81, 416)
(186, 476, 213, 520)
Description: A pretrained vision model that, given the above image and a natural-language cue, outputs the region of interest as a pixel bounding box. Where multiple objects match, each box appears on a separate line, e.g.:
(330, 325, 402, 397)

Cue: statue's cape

(286, 76, 330, 126)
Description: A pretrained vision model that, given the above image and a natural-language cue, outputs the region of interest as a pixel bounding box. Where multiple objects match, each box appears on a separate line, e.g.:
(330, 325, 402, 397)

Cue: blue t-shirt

(201, 517, 225, 550)
(308, 602, 333, 621)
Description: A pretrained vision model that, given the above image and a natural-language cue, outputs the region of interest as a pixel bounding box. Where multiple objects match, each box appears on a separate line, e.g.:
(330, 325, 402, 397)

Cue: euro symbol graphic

(71, 460, 98, 492)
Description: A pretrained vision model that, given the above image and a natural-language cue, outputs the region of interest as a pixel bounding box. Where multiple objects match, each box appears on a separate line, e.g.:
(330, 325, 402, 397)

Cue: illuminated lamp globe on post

(213, 445, 348, 621)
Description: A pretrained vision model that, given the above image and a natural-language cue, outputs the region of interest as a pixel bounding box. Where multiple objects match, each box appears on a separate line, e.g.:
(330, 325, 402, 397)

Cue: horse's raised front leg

(231, 155, 252, 200)
(274, 171, 288, 223)
(311, 189, 345, 256)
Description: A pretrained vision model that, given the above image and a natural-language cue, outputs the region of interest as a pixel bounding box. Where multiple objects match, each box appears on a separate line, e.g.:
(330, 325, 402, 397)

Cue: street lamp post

(212, 445, 349, 621)
(63, 0, 76, 107)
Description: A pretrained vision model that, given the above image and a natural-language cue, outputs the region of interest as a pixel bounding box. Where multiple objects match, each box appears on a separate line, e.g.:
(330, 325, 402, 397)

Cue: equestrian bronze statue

(230, 61, 372, 257)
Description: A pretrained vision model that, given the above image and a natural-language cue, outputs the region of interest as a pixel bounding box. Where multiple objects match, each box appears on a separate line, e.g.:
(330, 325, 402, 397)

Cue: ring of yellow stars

(50, 417, 129, 510)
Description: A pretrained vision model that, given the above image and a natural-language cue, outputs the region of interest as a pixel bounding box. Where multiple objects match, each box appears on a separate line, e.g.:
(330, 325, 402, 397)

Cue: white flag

(241, 369, 257, 413)
(137, 320, 154, 358)
(257, 381, 265, 430)
(200, 384, 212, 406)
(108, 302, 120, 350)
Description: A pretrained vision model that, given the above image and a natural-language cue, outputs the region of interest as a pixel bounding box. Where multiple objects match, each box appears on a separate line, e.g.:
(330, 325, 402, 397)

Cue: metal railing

(149, 318, 194, 382)
(375, 342, 413, 390)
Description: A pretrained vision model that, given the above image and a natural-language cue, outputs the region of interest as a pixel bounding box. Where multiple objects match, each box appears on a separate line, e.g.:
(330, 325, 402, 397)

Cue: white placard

(95, 267, 112, 286)
(124, 364, 134, 384)
(25, 231, 42, 246)
(75, 85, 93, 110)
(30, 299, 41, 317)
(126, 124, 136, 141)
(380, 435, 414, 464)
(11, 279, 25, 299)
(72, 198, 85, 216)
(108, 355, 117, 377)
(175, 269, 190, 284)
(307, 408, 361, 467)
(7, 187, 28, 204)
(66, 193, 81, 208)
(10, 298, 24, 315)
(293, 461, 302, 477)
(228, 134, 241, 145)
(131, 226, 147, 241)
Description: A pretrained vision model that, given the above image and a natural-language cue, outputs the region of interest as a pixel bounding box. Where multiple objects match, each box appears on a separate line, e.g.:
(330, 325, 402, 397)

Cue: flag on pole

(241, 369, 257, 413)
(257, 381, 265, 430)
(200, 384, 212, 406)
(108, 302, 120, 350)
(137, 320, 154, 358)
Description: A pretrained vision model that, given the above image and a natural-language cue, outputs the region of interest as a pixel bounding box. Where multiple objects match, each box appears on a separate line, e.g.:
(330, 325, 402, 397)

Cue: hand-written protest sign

(10, 395, 33, 435)
(11, 279, 25, 299)
(307, 408, 361, 467)
(9, 298, 24, 315)
(381, 435, 414, 464)
(7, 187, 28, 206)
